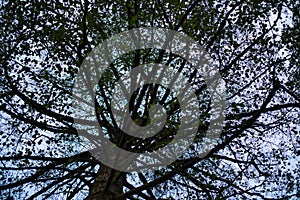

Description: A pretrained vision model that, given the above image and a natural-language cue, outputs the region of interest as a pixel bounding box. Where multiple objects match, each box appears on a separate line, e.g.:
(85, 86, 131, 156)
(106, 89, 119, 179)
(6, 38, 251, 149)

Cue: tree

(0, 0, 299, 199)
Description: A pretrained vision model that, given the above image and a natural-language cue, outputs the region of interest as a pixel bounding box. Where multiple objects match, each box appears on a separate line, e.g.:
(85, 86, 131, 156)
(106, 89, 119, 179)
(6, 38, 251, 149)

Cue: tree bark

(86, 164, 125, 200)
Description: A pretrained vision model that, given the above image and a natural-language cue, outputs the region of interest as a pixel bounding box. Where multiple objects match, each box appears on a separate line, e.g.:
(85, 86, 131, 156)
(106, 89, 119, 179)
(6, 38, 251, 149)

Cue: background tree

(0, 0, 299, 199)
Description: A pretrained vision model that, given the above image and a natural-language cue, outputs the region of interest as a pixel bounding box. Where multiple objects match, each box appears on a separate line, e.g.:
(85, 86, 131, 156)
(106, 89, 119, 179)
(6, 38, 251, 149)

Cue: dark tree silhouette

(0, 0, 299, 199)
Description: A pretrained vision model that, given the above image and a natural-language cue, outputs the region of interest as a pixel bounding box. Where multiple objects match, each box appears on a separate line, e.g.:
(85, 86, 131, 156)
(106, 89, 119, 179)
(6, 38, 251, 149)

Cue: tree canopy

(0, 0, 299, 199)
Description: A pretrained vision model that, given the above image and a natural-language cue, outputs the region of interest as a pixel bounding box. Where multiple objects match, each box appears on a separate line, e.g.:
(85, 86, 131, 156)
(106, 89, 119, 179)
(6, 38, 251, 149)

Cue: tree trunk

(86, 164, 125, 200)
